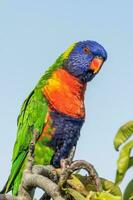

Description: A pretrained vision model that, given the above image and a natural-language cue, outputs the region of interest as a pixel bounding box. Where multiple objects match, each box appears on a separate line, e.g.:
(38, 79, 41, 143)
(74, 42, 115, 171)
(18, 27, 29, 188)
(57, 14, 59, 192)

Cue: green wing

(5, 88, 49, 195)
(3, 53, 69, 195)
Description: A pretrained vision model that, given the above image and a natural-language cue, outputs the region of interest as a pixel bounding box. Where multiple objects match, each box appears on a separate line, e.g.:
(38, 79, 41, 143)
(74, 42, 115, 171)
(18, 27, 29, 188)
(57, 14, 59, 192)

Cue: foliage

(114, 121, 133, 200)
(114, 121, 133, 151)
(4, 121, 133, 200)
(123, 180, 133, 200)
(65, 174, 122, 200)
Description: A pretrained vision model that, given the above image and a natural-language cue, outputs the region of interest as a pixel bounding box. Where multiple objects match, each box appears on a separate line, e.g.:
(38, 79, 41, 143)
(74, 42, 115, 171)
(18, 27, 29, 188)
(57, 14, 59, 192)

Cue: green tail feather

(4, 152, 28, 195)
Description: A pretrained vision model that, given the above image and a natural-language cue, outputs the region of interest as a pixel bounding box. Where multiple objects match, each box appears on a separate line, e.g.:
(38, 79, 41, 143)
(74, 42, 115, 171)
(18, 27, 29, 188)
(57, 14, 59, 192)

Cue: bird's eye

(83, 47, 90, 54)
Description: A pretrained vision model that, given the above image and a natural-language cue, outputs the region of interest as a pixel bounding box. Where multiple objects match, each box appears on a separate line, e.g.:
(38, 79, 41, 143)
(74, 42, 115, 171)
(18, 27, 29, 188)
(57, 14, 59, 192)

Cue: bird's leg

(60, 146, 76, 170)
(59, 146, 76, 188)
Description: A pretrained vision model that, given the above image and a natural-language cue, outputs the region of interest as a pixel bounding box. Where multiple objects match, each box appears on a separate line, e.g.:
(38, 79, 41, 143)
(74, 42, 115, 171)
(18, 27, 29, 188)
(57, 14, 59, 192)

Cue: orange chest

(43, 69, 86, 118)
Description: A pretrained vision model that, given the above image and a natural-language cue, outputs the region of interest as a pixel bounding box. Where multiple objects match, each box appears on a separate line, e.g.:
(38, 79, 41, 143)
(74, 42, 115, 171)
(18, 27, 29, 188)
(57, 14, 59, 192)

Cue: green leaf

(73, 174, 97, 192)
(67, 174, 122, 198)
(100, 178, 122, 197)
(67, 175, 88, 196)
(114, 121, 133, 150)
(115, 140, 133, 184)
(128, 156, 133, 169)
(65, 174, 122, 200)
(124, 179, 133, 200)
(67, 188, 86, 200)
(86, 191, 121, 200)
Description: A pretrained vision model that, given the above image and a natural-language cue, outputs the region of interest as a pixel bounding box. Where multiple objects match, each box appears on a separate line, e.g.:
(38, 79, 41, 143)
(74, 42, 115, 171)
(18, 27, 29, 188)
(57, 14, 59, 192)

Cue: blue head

(63, 40, 107, 83)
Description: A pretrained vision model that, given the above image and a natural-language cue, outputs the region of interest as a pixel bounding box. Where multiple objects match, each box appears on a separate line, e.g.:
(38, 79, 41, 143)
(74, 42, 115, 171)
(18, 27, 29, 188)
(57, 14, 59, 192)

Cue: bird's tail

(0, 152, 27, 195)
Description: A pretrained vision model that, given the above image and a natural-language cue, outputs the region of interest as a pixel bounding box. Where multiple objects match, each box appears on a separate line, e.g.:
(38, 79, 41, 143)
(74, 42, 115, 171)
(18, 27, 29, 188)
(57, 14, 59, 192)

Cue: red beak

(90, 57, 104, 74)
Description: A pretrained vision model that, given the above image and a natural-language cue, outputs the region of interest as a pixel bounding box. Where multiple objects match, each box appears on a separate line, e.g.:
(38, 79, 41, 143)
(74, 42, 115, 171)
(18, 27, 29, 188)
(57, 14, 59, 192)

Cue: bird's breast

(42, 68, 86, 118)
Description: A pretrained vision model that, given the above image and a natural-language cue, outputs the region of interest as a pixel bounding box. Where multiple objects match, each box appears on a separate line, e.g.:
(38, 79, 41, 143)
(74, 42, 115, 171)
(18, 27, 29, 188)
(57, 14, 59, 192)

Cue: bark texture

(0, 138, 101, 200)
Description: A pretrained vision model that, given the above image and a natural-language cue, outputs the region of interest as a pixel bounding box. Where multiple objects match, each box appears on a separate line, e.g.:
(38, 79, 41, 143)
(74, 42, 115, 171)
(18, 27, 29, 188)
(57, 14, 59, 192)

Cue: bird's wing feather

(5, 88, 49, 193)
(4, 57, 65, 194)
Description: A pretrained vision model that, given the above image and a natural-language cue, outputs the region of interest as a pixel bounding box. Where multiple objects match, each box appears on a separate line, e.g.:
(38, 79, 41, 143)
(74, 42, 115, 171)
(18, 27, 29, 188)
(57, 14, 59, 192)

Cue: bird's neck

(43, 68, 86, 118)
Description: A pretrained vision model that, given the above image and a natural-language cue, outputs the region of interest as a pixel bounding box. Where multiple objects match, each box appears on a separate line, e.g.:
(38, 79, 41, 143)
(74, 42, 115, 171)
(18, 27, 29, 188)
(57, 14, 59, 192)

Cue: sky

(0, 0, 133, 195)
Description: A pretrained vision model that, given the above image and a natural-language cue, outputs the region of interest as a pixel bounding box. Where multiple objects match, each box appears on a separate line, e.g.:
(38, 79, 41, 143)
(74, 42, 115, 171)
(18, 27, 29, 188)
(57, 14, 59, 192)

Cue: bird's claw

(58, 159, 72, 188)
(60, 158, 70, 171)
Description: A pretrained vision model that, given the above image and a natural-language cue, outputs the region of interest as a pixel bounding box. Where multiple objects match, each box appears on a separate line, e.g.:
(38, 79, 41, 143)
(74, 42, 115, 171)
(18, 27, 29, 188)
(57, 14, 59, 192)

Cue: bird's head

(62, 40, 107, 83)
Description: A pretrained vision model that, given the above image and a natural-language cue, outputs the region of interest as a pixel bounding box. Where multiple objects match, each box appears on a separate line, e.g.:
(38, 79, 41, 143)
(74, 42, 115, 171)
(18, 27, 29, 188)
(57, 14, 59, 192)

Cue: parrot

(1, 40, 107, 195)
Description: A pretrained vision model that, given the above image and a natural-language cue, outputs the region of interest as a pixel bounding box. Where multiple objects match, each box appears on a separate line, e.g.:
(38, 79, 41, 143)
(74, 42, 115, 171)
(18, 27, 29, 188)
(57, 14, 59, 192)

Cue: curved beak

(90, 57, 104, 74)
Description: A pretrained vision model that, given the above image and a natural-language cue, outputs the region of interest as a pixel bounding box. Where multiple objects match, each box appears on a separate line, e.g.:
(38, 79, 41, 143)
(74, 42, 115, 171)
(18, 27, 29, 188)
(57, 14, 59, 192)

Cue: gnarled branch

(0, 135, 101, 200)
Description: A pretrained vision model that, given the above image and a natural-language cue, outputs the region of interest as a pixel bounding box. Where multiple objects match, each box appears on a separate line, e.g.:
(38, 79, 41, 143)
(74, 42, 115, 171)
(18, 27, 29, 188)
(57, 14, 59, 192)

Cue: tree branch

(0, 160, 101, 200)
(59, 160, 102, 192)
(0, 133, 101, 200)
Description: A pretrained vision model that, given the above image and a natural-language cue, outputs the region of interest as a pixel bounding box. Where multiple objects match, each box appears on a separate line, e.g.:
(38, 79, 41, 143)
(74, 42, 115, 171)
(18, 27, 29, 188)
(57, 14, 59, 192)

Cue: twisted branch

(0, 133, 101, 200)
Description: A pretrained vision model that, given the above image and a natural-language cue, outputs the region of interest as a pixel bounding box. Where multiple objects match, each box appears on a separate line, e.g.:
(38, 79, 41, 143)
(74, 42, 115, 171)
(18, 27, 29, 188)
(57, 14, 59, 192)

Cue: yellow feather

(47, 74, 61, 89)
(62, 43, 77, 59)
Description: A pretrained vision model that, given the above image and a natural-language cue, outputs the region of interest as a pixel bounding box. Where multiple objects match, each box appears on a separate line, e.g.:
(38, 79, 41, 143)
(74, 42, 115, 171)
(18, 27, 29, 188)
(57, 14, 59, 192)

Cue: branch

(0, 160, 101, 200)
(0, 134, 101, 200)
(21, 173, 63, 200)
(59, 160, 102, 192)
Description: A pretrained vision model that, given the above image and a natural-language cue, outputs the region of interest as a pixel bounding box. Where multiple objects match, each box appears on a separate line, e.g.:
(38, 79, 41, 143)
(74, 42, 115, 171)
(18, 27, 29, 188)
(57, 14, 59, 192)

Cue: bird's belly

(34, 110, 84, 167)
(49, 110, 84, 167)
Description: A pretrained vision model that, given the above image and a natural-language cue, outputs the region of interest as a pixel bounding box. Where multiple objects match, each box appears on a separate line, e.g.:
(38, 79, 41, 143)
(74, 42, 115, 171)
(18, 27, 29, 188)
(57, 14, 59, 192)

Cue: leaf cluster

(114, 121, 133, 199)
(64, 174, 122, 200)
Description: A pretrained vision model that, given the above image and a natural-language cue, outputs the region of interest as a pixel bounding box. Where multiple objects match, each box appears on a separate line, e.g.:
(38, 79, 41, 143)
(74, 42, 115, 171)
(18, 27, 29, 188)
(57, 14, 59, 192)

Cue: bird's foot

(60, 158, 70, 170)
(58, 159, 72, 188)
(60, 146, 76, 171)
(58, 147, 76, 188)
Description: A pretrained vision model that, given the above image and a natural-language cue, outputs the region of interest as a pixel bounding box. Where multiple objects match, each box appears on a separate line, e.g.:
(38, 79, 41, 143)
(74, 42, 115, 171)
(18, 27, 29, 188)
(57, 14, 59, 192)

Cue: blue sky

(0, 0, 133, 194)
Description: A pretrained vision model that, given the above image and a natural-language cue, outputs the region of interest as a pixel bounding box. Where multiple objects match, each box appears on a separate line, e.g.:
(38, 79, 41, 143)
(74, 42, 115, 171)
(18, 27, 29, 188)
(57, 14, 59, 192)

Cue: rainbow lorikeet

(1, 40, 107, 195)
